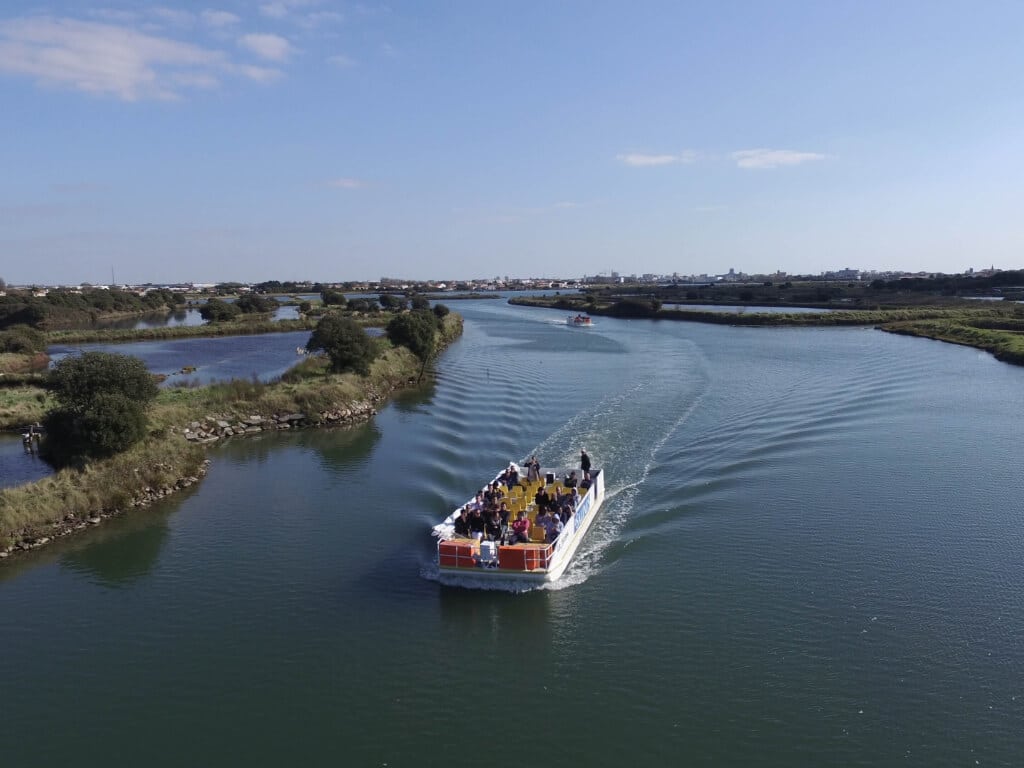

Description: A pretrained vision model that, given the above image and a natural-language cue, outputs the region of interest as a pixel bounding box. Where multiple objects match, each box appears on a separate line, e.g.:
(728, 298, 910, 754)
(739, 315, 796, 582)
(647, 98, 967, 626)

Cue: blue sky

(1, 1, 1022, 285)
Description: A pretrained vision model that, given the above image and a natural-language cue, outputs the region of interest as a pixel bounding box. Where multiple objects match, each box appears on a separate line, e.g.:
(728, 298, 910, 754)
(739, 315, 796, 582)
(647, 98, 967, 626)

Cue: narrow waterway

(3, 298, 1022, 767)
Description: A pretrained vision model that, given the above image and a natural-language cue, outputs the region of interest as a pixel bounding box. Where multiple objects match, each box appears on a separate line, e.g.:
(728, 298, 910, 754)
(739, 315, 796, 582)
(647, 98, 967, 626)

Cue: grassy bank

(510, 295, 1024, 367)
(46, 317, 317, 345)
(0, 386, 52, 430)
(882, 320, 1024, 365)
(0, 312, 463, 548)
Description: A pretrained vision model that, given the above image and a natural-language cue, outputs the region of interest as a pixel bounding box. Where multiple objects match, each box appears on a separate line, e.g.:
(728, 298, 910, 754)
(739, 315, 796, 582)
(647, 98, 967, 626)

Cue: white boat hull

(434, 467, 605, 588)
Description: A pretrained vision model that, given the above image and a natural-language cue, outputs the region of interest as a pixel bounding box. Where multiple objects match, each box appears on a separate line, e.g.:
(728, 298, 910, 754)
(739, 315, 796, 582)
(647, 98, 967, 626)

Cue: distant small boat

(568, 314, 593, 327)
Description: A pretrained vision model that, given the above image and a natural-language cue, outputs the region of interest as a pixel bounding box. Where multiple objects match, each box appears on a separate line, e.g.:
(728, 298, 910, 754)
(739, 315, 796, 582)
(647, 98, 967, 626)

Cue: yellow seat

(530, 525, 547, 543)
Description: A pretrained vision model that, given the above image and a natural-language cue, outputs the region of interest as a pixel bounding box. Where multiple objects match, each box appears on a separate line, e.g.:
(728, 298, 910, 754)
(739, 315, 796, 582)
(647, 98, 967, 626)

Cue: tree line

(0, 288, 185, 330)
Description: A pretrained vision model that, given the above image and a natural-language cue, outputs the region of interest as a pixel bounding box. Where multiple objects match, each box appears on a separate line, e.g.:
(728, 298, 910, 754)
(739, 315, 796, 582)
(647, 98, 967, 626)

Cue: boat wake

(424, 325, 707, 592)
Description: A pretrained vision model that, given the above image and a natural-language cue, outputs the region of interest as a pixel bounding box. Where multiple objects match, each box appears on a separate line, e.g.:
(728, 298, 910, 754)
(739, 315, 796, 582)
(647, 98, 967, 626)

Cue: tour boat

(432, 464, 605, 587)
(568, 314, 593, 326)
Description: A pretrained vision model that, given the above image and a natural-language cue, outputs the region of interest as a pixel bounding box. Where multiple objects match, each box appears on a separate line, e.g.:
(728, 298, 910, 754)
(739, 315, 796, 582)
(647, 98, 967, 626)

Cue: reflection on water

(92, 303, 297, 331)
(390, 379, 437, 414)
(49, 331, 313, 385)
(95, 308, 206, 330)
(0, 493, 185, 586)
(60, 515, 170, 588)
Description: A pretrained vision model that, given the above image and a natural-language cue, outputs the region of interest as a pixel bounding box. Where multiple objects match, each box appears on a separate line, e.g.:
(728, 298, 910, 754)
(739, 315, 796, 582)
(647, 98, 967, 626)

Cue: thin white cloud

(301, 11, 344, 29)
(616, 151, 697, 167)
(0, 16, 286, 100)
(88, 9, 140, 24)
(327, 53, 355, 67)
(151, 7, 195, 27)
(0, 16, 227, 100)
(237, 64, 283, 83)
(732, 148, 826, 169)
(260, 2, 290, 19)
(327, 177, 364, 189)
(201, 10, 241, 28)
(238, 33, 293, 62)
(260, 0, 321, 19)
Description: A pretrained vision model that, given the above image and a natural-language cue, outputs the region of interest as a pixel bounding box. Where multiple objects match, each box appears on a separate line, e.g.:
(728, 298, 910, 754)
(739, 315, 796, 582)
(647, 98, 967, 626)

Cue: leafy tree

(49, 351, 158, 410)
(606, 299, 659, 318)
(348, 298, 377, 313)
(387, 309, 437, 381)
(199, 298, 241, 322)
(42, 352, 158, 467)
(432, 303, 450, 320)
(235, 294, 277, 314)
(378, 294, 408, 311)
(307, 314, 377, 374)
(321, 290, 347, 306)
(299, 300, 313, 314)
(410, 295, 431, 311)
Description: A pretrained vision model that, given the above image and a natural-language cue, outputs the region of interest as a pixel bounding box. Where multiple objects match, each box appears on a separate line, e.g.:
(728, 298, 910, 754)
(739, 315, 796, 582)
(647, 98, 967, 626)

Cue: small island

(0, 286, 463, 557)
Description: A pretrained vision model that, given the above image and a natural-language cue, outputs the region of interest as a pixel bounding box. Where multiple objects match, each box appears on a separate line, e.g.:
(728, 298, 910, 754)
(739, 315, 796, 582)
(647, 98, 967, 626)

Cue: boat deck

(435, 467, 603, 578)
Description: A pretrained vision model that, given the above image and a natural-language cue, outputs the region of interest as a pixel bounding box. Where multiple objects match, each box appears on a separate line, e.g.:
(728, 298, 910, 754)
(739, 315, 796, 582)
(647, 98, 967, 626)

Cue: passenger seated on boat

(498, 501, 511, 525)
(453, 507, 472, 537)
(469, 508, 486, 538)
(534, 487, 550, 511)
(505, 464, 520, 489)
(510, 511, 531, 544)
(471, 491, 486, 511)
(534, 508, 553, 530)
(483, 482, 502, 504)
(557, 498, 573, 523)
(484, 510, 503, 542)
(546, 514, 563, 542)
(579, 471, 592, 490)
(564, 471, 578, 488)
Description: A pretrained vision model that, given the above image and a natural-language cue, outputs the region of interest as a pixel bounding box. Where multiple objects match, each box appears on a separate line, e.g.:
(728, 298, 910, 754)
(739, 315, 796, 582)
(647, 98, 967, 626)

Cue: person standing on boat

(580, 449, 591, 474)
(526, 456, 541, 483)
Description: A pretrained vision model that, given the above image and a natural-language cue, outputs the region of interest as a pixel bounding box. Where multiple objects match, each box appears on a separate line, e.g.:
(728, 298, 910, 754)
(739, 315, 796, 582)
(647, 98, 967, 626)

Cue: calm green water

(3, 300, 1023, 767)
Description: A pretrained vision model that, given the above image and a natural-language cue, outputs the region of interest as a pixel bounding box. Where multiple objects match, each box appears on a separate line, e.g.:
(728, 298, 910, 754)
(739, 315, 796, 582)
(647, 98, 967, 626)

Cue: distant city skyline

(2, 1, 1022, 285)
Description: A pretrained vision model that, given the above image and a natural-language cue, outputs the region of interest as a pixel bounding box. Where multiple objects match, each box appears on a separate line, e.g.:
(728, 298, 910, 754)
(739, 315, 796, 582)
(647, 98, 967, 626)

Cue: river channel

(2, 298, 1022, 766)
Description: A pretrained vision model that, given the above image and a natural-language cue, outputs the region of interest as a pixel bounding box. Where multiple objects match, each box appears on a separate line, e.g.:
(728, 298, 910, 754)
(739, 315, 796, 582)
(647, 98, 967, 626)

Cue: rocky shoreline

(177, 398, 378, 443)
(0, 460, 211, 560)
